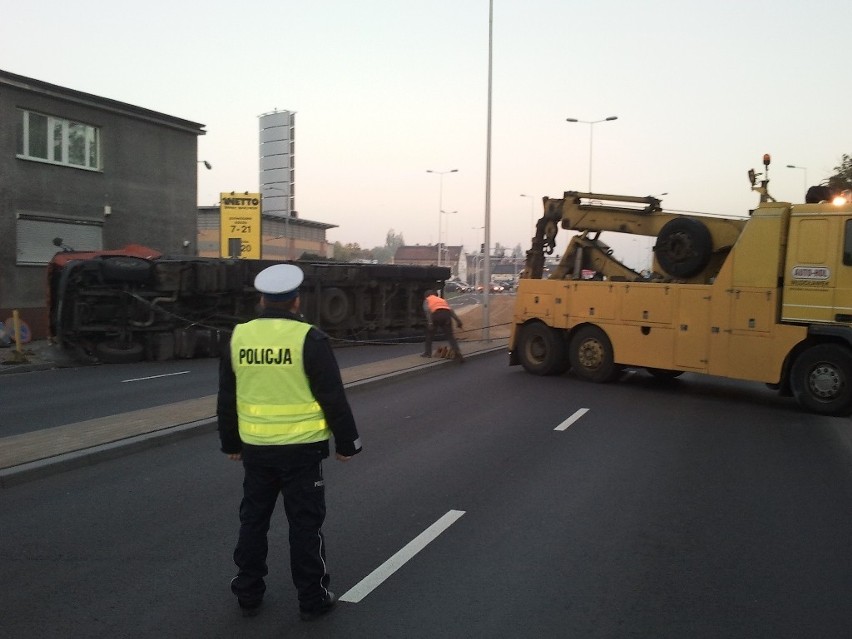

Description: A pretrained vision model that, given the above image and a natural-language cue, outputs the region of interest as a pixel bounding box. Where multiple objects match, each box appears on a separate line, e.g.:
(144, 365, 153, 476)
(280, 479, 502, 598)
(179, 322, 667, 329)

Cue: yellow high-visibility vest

(231, 319, 330, 446)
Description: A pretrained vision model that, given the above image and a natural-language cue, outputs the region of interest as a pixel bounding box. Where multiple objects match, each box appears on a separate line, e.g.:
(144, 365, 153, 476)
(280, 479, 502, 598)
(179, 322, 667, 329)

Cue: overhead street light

(565, 116, 618, 192)
(426, 169, 458, 266)
(786, 164, 808, 197)
(198, 160, 212, 170)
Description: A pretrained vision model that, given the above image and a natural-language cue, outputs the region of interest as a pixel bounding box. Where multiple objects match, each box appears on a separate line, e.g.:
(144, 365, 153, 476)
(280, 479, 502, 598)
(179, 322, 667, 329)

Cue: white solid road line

(340, 509, 466, 604)
(554, 408, 589, 431)
(121, 371, 190, 383)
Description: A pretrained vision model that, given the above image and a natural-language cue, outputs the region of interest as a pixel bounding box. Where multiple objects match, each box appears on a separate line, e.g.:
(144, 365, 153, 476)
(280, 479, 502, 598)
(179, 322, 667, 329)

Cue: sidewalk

(0, 338, 507, 487)
(0, 339, 80, 373)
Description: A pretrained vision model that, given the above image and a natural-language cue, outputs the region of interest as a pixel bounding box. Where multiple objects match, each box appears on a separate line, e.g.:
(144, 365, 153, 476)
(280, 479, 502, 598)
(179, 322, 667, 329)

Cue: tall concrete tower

(259, 110, 295, 219)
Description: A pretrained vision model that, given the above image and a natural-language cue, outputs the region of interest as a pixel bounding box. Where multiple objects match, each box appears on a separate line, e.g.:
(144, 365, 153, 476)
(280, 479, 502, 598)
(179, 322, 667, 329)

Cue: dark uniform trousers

(424, 308, 461, 356)
(230, 457, 330, 609)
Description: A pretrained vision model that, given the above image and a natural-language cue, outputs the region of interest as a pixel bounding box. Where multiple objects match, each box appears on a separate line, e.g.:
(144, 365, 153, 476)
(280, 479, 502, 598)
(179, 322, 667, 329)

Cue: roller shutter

(16, 214, 103, 265)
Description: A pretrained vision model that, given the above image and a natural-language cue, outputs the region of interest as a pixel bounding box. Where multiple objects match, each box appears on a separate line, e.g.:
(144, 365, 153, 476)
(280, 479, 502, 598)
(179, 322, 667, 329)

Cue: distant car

(500, 280, 515, 292)
(444, 281, 467, 294)
(444, 281, 474, 294)
(476, 282, 505, 294)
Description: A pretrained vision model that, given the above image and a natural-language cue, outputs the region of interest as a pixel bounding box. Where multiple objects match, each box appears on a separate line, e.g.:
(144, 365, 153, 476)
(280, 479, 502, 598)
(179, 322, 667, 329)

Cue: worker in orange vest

(422, 290, 464, 362)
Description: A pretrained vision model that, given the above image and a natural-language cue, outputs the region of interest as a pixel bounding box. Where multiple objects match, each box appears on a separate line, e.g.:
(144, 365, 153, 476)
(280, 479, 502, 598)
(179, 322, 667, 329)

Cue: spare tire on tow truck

(654, 217, 713, 279)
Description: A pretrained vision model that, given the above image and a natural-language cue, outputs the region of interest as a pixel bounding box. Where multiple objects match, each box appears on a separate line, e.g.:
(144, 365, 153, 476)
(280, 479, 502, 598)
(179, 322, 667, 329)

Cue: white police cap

(254, 264, 304, 296)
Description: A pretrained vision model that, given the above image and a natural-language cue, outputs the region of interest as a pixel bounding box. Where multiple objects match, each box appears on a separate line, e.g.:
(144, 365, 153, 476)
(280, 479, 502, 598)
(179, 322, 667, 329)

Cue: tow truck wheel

(655, 217, 712, 279)
(569, 325, 621, 383)
(517, 322, 569, 376)
(791, 344, 852, 416)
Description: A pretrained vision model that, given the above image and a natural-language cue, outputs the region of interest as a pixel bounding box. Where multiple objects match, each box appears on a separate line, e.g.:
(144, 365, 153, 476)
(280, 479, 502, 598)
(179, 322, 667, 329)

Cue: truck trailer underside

(48, 246, 450, 363)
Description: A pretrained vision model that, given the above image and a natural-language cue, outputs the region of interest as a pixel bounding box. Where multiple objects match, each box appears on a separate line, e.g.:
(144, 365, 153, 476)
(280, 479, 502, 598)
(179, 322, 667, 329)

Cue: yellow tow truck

(509, 155, 852, 415)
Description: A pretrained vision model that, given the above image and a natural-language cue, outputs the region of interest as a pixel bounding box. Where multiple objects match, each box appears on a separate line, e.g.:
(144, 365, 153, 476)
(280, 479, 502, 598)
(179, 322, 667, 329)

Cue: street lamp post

(786, 164, 808, 198)
(427, 169, 458, 265)
(565, 116, 618, 192)
(440, 209, 457, 270)
(520, 193, 536, 237)
(484, 0, 494, 341)
(471, 225, 484, 289)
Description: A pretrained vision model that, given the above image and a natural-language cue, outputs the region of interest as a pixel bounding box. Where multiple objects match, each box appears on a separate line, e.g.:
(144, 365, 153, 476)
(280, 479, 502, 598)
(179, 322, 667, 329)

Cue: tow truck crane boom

(523, 191, 747, 283)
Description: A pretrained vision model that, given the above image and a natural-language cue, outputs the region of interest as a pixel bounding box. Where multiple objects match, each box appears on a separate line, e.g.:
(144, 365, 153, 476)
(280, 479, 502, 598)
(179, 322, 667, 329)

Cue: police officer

(218, 264, 362, 621)
(422, 289, 464, 362)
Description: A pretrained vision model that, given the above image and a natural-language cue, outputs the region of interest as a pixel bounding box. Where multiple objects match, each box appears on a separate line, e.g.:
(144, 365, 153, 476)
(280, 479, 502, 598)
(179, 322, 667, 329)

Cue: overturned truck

(48, 245, 450, 363)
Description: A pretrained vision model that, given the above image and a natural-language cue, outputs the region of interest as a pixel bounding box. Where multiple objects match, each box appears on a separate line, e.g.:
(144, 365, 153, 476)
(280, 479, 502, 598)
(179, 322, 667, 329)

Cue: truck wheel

(655, 218, 712, 279)
(569, 325, 621, 383)
(791, 344, 852, 416)
(321, 287, 349, 325)
(517, 322, 568, 376)
(95, 340, 144, 364)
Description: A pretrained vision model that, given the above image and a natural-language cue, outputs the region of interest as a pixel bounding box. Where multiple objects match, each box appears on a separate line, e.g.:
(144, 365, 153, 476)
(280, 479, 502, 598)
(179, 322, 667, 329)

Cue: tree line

(828, 154, 852, 192)
(332, 230, 523, 264)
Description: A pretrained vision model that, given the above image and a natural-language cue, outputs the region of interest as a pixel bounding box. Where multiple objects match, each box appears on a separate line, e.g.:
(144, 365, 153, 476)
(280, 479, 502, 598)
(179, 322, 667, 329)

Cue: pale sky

(4, 0, 850, 266)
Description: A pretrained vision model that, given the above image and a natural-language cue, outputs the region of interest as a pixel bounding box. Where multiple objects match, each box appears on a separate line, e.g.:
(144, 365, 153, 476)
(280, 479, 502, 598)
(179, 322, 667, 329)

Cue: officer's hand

(335, 453, 353, 462)
(228, 453, 242, 461)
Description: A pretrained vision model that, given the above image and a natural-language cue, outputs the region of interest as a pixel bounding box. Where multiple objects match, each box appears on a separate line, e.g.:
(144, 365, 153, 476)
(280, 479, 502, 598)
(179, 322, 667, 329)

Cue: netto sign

(220, 192, 261, 259)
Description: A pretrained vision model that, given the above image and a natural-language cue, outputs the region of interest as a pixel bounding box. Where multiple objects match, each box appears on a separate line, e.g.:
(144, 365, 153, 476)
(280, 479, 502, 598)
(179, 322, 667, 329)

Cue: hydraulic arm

(522, 191, 747, 283)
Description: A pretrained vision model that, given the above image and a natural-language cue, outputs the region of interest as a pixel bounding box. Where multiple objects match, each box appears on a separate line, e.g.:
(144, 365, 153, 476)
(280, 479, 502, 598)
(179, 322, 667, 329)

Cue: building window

(17, 109, 101, 170)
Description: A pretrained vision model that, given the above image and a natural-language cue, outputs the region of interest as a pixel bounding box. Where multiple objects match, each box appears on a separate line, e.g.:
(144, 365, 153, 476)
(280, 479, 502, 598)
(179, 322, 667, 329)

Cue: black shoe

(420, 353, 431, 358)
(299, 591, 337, 621)
(239, 599, 263, 618)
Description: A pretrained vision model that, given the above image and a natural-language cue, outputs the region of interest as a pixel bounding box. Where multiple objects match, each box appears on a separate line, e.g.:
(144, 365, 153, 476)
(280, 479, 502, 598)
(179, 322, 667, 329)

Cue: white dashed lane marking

(121, 371, 190, 383)
(340, 509, 466, 604)
(554, 408, 589, 431)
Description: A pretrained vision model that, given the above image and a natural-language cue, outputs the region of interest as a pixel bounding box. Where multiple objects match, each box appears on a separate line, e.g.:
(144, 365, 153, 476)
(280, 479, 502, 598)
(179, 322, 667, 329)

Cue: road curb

(0, 419, 217, 489)
(345, 344, 506, 390)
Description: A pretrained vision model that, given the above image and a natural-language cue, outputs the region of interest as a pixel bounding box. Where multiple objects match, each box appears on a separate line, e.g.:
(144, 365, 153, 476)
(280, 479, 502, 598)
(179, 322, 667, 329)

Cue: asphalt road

(1, 342, 426, 437)
(2, 353, 852, 638)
